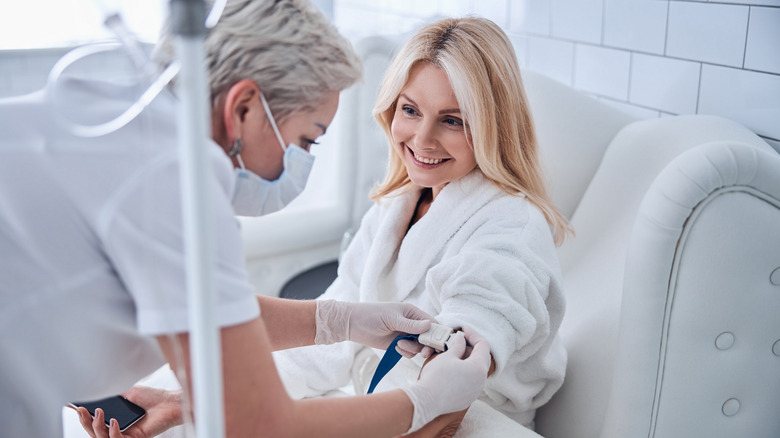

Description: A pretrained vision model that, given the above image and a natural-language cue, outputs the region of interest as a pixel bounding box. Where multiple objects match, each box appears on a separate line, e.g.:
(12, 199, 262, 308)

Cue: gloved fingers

(395, 316, 432, 336)
(442, 331, 467, 358)
(396, 338, 424, 358)
(461, 325, 486, 345)
(463, 331, 492, 373)
(420, 345, 435, 359)
(402, 303, 436, 323)
(393, 303, 434, 335)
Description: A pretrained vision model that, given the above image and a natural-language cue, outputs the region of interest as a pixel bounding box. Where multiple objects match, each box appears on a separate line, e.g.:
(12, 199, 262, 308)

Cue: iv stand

(171, 1, 225, 437)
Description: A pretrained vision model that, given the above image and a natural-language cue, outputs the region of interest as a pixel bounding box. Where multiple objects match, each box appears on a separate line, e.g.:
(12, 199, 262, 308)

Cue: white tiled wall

(1, 0, 778, 148)
(327, 0, 780, 148)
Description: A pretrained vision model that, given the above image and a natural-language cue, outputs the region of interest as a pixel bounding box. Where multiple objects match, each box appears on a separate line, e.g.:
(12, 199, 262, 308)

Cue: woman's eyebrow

(400, 93, 460, 115)
(438, 108, 460, 115)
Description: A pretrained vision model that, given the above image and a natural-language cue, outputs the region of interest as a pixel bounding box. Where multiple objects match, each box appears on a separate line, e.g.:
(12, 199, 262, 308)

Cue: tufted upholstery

(528, 79, 780, 436)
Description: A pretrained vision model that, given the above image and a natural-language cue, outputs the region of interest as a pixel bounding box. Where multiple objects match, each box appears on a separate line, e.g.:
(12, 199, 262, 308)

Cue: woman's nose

(414, 120, 438, 150)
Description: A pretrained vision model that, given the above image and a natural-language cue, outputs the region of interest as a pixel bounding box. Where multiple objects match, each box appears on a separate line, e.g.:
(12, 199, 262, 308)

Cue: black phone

(69, 395, 146, 432)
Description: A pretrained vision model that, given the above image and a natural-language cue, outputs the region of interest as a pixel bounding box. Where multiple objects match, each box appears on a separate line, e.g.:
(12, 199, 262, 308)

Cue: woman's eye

(401, 105, 418, 116)
(443, 117, 463, 127)
(301, 139, 319, 151)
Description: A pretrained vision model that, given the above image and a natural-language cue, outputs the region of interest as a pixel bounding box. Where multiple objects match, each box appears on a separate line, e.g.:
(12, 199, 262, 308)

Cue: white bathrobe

(274, 169, 566, 433)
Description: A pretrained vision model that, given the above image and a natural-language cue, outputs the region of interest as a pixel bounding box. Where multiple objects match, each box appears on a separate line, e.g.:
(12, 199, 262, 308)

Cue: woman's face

(242, 90, 340, 181)
(390, 63, 477, 198)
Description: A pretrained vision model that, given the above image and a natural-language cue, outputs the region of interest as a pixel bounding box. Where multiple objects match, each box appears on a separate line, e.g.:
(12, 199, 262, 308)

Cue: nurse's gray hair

(154, 0, 362, 124)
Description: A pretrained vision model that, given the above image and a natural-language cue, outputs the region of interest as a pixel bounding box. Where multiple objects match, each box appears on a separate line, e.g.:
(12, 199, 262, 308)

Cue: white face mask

(231, 93, 316, 217)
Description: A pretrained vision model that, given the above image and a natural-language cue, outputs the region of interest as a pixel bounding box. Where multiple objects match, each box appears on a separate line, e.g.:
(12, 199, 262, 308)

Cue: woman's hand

(73, 386, 183, 438)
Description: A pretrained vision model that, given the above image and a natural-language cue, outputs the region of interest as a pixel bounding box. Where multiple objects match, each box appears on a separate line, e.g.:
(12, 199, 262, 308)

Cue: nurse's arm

(156, 314, 414, 438)
(254, 295, 317, 351)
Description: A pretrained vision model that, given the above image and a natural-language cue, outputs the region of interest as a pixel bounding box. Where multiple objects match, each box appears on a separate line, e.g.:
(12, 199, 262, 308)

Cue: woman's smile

(407, 145, 451, 167)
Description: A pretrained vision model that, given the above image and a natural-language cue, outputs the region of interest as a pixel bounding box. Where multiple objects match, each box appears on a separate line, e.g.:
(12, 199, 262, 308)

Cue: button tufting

(722, 398, 740, 416)
(773, 340, 780, 357)
(771, 267, 780, 286)
(715, 332, 735, 350)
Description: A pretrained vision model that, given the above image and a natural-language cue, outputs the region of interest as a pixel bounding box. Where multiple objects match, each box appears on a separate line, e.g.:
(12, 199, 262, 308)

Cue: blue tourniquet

(367, 334, 419, 394)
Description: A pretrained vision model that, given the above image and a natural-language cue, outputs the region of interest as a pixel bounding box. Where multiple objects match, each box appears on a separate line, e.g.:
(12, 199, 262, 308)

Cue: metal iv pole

(171, 1, 225, 437)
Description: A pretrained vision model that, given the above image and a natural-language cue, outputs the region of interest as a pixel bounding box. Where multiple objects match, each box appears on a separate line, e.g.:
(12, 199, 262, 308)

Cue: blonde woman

(273, 16, 571, 437)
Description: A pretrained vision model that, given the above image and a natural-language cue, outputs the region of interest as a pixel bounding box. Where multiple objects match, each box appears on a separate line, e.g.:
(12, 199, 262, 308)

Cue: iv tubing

(171, 0, 224, 437)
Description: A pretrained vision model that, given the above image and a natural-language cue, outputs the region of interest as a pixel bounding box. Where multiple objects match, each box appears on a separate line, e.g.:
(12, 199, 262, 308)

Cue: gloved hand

(400, 327, 491, 434)
(314, 300, 433, 351)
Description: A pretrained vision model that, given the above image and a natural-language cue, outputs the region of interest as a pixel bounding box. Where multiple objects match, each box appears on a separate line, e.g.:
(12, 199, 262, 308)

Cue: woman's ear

(222, 79, 262, 142)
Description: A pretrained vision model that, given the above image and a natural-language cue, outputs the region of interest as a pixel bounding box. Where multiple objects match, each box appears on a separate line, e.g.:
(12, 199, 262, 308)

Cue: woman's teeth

(414, 151, 444, 165)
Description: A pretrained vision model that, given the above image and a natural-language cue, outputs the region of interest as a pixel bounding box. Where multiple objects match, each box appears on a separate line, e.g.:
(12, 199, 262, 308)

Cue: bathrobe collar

(365, 169, 505, 302)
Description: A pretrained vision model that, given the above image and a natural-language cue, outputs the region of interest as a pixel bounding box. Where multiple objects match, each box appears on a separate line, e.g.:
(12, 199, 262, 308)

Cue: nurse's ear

(222, 79, 264, 143)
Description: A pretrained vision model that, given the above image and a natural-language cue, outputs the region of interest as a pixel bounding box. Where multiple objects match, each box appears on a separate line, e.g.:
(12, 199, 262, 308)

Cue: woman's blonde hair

(371, 17, 571, 245)
(154, 0, 362, 124)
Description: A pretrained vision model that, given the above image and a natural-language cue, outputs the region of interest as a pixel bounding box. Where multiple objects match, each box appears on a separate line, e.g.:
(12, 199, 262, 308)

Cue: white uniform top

(0, 79, 260, 438)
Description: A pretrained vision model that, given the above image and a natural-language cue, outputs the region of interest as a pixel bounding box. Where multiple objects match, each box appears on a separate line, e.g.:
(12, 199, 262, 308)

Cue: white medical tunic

(0, 79, 259, 437)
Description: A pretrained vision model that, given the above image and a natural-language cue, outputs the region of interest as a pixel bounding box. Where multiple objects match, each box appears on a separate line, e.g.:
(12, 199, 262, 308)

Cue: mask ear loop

(229, 138, 247, 170)
(259, 93, 287, 151)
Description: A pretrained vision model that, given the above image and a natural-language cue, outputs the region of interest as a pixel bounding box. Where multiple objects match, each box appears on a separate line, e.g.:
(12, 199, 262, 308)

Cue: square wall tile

(630, 54, 701, 115)
(666, 2, 749, 67)
(406, 0, 439, 18)
(437, 0, 472, 17)
(699, 64, 780, 140)
(603, 0, 667, 55)
(574, 44, 630, 100)
(528, 37, 575, 87)
(551, 0, 604, 44)
(510, 0, 551, 36)
(472, 0, 509, 28)
(334, 6, 423, 41)
(510, 34, 529, 68)
(744, 7, 780, 75)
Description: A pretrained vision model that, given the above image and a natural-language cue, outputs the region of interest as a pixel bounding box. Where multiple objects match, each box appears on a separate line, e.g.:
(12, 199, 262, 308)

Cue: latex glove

(314, 300, 433, 350)
(72, 386, 182, 438)
(400, 327, 491, 434)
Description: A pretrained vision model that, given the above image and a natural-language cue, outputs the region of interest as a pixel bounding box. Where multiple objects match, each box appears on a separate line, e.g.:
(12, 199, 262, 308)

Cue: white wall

(328, 0, 780, 151)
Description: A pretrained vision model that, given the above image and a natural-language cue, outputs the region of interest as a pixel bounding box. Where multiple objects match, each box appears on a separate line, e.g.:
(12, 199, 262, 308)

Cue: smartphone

(69, 395, 146, 432)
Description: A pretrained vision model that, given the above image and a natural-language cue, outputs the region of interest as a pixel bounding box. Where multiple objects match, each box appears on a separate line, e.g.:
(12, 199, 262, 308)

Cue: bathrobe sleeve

(427, 200, 565, 377)
(272, 204, 383, 398)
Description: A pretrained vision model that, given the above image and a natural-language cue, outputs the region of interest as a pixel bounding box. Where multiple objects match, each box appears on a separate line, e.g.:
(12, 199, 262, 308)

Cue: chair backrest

(534, 114, 777, 438)
(521, 69, 636, 220)
(601, 141, 780, 438)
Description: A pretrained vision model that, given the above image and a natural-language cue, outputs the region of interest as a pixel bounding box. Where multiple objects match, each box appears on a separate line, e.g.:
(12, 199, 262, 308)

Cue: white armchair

(524, 70, 780, 438)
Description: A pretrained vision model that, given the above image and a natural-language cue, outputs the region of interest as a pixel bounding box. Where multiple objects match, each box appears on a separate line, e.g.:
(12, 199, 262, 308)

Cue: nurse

(0, 1, 490, 437)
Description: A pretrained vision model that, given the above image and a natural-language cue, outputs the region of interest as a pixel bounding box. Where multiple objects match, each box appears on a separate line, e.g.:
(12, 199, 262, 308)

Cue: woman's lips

(407, 145, 450, 168)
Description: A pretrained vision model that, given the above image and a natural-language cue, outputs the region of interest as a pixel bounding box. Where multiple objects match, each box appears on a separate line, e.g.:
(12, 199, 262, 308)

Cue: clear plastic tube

(46, 1, 226, 139)
(45, 42, 180, 138)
